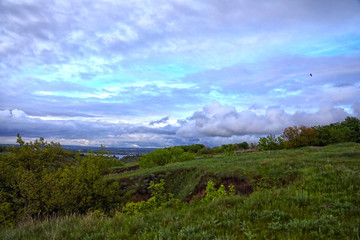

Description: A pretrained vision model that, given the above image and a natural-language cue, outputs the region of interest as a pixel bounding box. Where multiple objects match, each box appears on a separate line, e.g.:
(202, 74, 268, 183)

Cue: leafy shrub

(340, 116, 360, 143)
(280, 117, 360, 148)
(178, 152, 195, 162)
(282, 126, 318, 148)
(0, 135, 121, 227)
(139, 148, 195, 169)
(258, 134, 284, 150)
(202, 181, 235, 203)
(313, 124, 351, 146)
(139, 149, 172, 168)
(123, 179, 183, 215)
(238, 142, 250, 150)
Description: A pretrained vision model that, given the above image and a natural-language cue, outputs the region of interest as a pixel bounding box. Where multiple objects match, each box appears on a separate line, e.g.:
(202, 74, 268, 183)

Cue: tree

(313, 124, 351, 146)
(258, 134, 284, 150)
(237, 142, 250, 150)
(340, 117, 360, 142)
(282, 126, 318, 149)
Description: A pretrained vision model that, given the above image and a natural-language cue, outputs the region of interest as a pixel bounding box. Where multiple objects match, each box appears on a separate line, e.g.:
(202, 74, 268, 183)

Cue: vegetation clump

(122, 179, 183, 215)
(122, 179, 236, 215)
(201, 180, 236, 202)
(0, 134, 123, 227)
(139, 147, 196, 168)
(139, 142, 251, 169)
(1, 118, 360, 238)
(1, 141, 360, 239)
(258, 117, 360, 150)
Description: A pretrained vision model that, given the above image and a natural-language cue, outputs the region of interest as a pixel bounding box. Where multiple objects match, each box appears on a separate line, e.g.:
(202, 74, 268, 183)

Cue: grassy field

(1, 142, 360, 239)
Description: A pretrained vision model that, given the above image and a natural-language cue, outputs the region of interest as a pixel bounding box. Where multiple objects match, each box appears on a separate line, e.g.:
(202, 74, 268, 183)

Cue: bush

(202, 181, 235, 203)
(313, 124, 351, 146)
(123, 179, 183, 215)
(139, 148, 195, 169)
(238, 142, 250, 150)
(282, 126, 318, 148)
(139, 149, 172, 168)
(258, 134, 284, 150)
(0, 135, 121, 227)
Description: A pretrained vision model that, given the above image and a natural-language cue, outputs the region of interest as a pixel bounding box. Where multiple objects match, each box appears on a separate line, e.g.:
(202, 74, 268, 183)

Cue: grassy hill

(1, 142, 360, 239)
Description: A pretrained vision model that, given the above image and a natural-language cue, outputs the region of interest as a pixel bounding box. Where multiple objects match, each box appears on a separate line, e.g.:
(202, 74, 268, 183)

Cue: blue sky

(1, 0, 360, 147)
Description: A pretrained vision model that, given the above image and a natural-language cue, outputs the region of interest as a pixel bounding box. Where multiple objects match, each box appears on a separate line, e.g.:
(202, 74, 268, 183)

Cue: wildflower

(325, 205, 328, 210)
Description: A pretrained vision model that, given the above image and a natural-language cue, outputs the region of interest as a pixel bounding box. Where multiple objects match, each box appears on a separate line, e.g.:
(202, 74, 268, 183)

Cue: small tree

(258, 134, 284, 150)
(282, 126, 317, 148)
(340, 117, 360, 142)
(238, 142, 249, 150)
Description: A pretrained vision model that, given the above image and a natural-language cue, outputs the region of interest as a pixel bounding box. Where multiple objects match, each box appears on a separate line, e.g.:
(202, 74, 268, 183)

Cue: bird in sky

(310, 73, 312, 77)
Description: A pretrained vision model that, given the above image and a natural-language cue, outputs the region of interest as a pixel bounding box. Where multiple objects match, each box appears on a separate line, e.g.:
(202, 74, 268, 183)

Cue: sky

(1, 0, 360, 147)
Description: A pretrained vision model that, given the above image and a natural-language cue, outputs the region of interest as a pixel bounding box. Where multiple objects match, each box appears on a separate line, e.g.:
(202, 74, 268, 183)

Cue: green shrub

(0, 135, 121, 226)
(139, 147, 195, 169)
(202, 181, 235, 203)
(139, 149, 172, 168)
(123, 179, 183, 215)
(258, 134, 284, 150)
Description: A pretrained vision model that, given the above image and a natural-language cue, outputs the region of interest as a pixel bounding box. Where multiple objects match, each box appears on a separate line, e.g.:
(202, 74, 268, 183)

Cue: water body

(112, 154, 127, 159)
(90, 153, 127, 159)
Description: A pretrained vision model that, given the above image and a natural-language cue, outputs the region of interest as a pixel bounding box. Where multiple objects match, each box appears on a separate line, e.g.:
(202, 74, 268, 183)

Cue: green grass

(2, 143, 360, 239)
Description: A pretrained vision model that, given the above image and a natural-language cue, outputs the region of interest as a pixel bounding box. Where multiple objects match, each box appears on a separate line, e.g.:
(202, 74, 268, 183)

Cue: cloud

(149, 116, 169, 126)
(353, 103, 360, 117)
(0, 109, 179, 147)
(0, 102, 355, 148)
(177, 101, 350, 139)
(0, 0, 359, 147)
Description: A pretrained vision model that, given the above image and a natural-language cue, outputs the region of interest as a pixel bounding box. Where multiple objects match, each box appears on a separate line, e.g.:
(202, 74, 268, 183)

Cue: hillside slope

(1, 143, 360, 239)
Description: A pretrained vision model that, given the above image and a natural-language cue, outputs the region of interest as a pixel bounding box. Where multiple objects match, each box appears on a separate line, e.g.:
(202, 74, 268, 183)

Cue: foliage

(340, 116, 360, 143)
(258, 134, 284, 150)
(237, 141, 250, 150)
(1, 143, 360, 239)
(282, 125, 318, 148)
(0, 145, 7, 152)
(139, 147, 195, 169)
(138, 141, 254, 169)
(0, 135, 122, 227)
(202, 181, 235, 202)
(256, 117, 360, 150)
(209, 142, 251, 154)
(177, 144, 206, 153)
(139, 148, 171, 168)
(313, 124, 351, 146)
(123, 179, 183, 215)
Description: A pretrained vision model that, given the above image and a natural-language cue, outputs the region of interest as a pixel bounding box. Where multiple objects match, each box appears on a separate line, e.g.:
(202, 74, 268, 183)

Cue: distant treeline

(258, 116, 360, 150)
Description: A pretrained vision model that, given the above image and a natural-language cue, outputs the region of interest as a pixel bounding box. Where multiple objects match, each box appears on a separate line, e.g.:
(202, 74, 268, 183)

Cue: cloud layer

(1, 0, 360, 146)
(177, 101, 351, 138)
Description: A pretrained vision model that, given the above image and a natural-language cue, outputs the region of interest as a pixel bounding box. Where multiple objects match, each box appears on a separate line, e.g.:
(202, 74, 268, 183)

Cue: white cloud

(0, 0, 359, 147)
(177, 101, 351, 138)
(352, 103, 360, 118)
